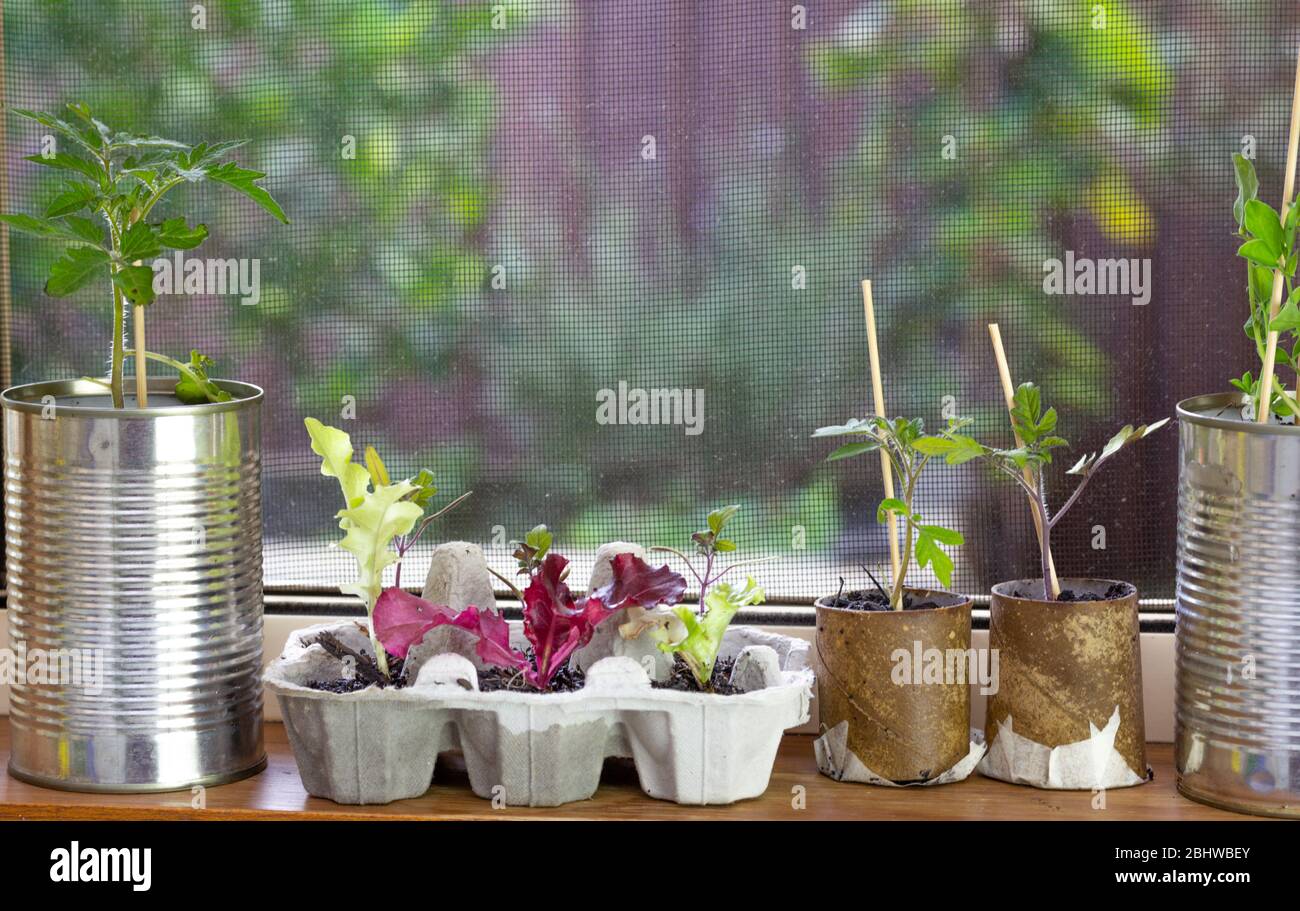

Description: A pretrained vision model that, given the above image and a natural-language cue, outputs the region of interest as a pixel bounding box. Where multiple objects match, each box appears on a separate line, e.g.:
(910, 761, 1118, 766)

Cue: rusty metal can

(984, 578, 1146, 786)
(814, 589, 972, 783)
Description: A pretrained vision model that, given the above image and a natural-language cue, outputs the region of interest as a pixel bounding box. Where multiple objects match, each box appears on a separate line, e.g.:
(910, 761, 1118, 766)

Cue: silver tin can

(3, 378, 265, 791)
(1176, 392, 1300, 817)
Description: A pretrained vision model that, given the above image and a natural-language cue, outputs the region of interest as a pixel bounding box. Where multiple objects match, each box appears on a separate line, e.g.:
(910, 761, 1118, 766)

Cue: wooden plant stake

(861, 279, 901, 593)
(988, 323, 1060, 598)
(1256, 45, 1300, 423)
(134, 304, 148, 407)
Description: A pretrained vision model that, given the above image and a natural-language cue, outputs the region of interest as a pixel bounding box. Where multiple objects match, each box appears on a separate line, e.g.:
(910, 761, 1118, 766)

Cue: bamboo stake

(862, 279, 901, 590)
(1256, 44, 1300, 423)
(0, 7, 13, 392)
(989, 323, 1060, 598)
(133, 304, 148, 407)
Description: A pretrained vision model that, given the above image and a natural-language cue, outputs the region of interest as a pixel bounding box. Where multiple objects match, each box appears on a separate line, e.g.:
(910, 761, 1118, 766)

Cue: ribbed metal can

(1176, 392, 1300, 817)
(3, 378, 265, 792)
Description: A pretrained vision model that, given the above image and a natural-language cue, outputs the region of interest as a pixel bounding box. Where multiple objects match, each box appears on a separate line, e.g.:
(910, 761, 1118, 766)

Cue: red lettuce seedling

(372, 589, 525, 672)
(373, 550, 686, 691)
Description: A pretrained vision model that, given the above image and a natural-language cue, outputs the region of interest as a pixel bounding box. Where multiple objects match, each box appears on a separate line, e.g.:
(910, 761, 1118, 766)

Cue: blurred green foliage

(3, 0, 1178, 595)
(810, 0, 1167, 416)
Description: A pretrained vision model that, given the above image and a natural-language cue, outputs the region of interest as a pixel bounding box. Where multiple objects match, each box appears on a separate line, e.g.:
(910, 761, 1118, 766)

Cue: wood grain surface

(0, 723, 1253, 821)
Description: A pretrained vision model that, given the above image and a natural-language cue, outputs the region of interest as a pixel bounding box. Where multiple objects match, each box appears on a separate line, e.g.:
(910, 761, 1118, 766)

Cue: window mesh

(3, 1, 1289, 604)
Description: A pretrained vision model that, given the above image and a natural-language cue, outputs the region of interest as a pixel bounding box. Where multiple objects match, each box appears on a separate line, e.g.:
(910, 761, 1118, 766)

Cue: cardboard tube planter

(813, 590, 976, 785)
(980, 579, 1148, 790)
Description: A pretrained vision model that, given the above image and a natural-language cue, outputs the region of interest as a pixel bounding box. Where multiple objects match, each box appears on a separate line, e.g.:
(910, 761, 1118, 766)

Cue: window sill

(0, 724, 1238, 821)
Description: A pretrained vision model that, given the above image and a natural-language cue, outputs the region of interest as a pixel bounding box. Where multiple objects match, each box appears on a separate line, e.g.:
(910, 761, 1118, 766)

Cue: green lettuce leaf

(661, 576, 765, 688)
(336, 478, 423, 612)
(304, 417, 422, 615)
(304, 417, 369, 508)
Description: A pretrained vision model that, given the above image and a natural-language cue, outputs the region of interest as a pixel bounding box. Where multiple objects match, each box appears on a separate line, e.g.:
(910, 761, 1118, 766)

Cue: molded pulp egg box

(266, 621, 814, 807)
(265, 540, 813, 807)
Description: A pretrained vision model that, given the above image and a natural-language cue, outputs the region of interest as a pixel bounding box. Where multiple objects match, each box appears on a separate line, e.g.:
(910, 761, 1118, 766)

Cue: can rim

(1177, 391, 1300, 436)
(813, 587, 972, 614)
(1, 377, 263, 417)
(990, 578, 1136, 604)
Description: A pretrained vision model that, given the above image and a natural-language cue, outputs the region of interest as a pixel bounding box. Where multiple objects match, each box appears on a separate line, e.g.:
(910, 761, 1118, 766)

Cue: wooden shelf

(0, 723, 1253, 821)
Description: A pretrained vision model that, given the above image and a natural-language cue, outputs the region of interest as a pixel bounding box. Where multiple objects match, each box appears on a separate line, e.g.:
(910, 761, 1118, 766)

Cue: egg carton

(266, 619, 813, 806)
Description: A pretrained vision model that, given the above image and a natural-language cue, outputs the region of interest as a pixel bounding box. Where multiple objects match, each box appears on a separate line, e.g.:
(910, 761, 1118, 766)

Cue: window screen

(2, 1, 1283, 604)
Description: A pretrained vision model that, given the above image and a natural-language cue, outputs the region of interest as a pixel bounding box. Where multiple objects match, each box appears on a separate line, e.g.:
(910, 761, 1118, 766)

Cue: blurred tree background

(2, 0, 1290, 600)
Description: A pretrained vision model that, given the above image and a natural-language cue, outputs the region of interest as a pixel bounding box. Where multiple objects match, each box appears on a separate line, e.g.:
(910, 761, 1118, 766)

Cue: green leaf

(1244, 199, 1285, 257)
(364, 446, 391, 488)
(1014, 382, 1041, 420)
(10, 107, 103, 155)
(162, 140, 250, 181)
(707, 505, 740, 535)
(825, 440, 878, 461)
(914, 531, 956, 590)
(408, 469, 437, 508)
(44, 246, 110, 296)
(876, 497, 910, 523)
(108, 132, 190, 155)
(0, 212, 68, 239)
(1140, 417, 1171, 437)
(999, 447, 1038, 470)
(155, 217, 208, 250)
(811, 418, 874, 437)
(1271, 293, 1300, 334)
(62, 215, 106, 246)
(1067, 454, 1095, 476)
(912, 436, 956, 456)
(186, 139, 250, 170)
(524, 524, 553, 558)
(893, 417, 923, 446)
(661, 577, 765, 688)
(118, 221, 161, 260)
(174, 350, 232, 404)
(1069, 418, 1170, 476)
(337, 478, 423, 614)
(45, 183, 100, 218)
(0, 212, 103, 247)
(61, 102, 113, 146)
(110, 263, 157, 305)
(919, 524, 964, 546)
(24, 151, 103, 185)
(205, 161, 289, 224)
(928, 543, 955, 589)
(917, 433, 984, 465)
(304, 417, 371, 509)
(1010, 383, 1043, 443)
(1105, 425, 1137, 459)
(1250, 265, 1275, 308)
(1036, 406, 1058, 436)
(1233, 153, 1260, 230)
(1239, 238, 1282, 268)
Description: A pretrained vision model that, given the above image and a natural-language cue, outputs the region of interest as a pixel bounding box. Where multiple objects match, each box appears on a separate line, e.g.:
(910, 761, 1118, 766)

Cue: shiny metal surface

(2, 378, 265, 792)
(1175, 392, 1300, 817)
